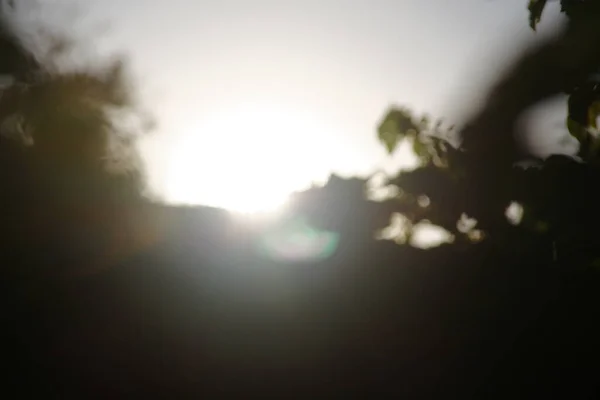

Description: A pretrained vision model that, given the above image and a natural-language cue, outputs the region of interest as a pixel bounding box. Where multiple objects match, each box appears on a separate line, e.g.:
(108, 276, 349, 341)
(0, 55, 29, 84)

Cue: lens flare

(257, 217, 339, 262)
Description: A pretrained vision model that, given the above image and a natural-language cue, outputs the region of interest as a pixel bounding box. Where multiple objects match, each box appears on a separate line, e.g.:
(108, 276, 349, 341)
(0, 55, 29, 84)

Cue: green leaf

(528, 0, 548, 31)
(412, 136, 429, 159)
(378, 117, 401, 154)
(377, 107, 419, 154)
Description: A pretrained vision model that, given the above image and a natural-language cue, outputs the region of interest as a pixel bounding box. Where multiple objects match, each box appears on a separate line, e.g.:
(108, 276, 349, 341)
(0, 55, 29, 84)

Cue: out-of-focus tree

(0, 0, 154, 198)
(370, 1, 600, 267)
(0, 0, 154, 277)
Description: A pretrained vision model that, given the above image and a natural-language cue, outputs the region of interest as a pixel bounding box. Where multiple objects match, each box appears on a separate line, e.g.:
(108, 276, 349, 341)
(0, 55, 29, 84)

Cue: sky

(21, 0, 565, 211)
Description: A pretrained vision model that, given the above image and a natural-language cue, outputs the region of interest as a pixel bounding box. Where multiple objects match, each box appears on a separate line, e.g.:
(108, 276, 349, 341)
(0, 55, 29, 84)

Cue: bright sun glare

(165, 103, 329, 215)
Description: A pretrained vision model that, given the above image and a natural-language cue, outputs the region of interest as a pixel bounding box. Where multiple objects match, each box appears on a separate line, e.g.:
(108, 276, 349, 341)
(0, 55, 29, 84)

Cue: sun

(164, 103, 329, 215)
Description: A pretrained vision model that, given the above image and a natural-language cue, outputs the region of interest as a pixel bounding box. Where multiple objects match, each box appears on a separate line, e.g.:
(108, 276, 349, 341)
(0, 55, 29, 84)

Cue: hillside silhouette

(2, 1, 600, 398)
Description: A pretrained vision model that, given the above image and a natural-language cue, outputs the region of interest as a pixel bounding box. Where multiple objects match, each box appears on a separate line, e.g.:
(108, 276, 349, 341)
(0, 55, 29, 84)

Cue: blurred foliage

(0, 0, 153, 210)
(371, 1, 600, 267)
(528, 0, 600, 159)
(0, 0, 156, 280)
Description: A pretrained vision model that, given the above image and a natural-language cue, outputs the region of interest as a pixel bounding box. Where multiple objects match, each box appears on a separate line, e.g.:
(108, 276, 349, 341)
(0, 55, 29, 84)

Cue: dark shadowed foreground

(4, 182, 599, 398)
(2, 1, 600, 398)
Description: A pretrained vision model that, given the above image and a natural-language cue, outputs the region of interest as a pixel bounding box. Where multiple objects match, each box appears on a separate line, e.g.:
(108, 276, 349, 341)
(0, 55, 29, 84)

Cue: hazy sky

(28, 0, 564, 210)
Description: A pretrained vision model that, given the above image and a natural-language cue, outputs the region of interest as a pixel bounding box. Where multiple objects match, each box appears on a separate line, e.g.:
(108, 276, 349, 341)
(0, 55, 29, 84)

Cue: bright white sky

(22, 0, 565, 212)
